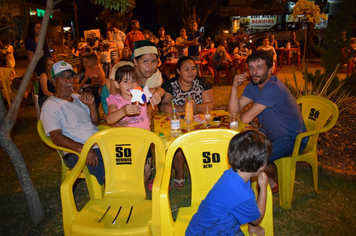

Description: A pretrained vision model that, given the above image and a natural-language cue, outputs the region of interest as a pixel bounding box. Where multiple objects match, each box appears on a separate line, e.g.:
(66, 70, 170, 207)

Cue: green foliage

(285, 64, 354, 111)
(291, 0, 327, 24)
(98, 8, 133, 32)
(94, 0, 135, 13)
(341, 73, 356, 97)
(315, 0, 356, 75)
(0, 10, 16, 44)
(155, 0, 223, 29)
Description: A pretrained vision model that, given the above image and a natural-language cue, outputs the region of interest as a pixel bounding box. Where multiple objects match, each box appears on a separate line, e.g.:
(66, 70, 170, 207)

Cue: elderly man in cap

(40, 61, 105, 185)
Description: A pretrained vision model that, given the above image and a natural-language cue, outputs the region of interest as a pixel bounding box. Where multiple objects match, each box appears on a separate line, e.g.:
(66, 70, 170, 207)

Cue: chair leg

(226, 70, 232, 84)
(310, 154, 319, 193)
(214, 71, 219, 85)
(274, 158, 296, 210)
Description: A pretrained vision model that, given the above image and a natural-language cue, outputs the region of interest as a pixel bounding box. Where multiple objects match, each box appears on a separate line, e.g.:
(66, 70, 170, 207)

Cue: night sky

(26, 0, 223, 39)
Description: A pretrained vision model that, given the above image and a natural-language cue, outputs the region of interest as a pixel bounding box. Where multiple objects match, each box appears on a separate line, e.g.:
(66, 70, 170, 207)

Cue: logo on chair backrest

(202, 152, 221, 168)
(308, 108, 319, 121)
(116, 144, 132, 165)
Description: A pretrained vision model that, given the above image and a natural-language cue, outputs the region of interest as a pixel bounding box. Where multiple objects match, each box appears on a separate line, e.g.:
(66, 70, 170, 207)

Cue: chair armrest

(60, 142, 87, 224)
(290, 125, 333, 158)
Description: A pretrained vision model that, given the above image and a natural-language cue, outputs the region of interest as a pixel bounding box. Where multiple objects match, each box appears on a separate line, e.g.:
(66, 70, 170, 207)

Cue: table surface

(154, 110, 252, 149)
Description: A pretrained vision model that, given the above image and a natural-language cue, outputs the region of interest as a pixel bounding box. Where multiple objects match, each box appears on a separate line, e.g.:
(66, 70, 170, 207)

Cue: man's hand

(86, 149, 99, 166)
(79, 92, 95, 106)
(232, 72, 247, 89)
(123, 104, 141, 116)
(248, 224, 265, 236)
(258, 172, 268, 189)
(150, 92, 161, 106)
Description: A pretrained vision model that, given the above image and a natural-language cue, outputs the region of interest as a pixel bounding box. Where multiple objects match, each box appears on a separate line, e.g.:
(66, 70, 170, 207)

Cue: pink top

(106, 93, 150, 130)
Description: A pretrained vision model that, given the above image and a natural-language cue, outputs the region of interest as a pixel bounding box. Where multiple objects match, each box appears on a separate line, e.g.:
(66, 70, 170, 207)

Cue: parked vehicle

(214, 29, 249, 44)
(214, 29, 233, 43)
(249, 22, 325, 48)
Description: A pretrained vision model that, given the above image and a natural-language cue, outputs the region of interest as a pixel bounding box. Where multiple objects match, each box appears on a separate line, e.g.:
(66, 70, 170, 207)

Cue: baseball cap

(51, 61, 76, 78)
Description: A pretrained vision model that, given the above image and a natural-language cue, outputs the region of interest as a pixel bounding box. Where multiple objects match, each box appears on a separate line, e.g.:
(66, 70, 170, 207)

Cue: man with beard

(228, 50, 308, 192)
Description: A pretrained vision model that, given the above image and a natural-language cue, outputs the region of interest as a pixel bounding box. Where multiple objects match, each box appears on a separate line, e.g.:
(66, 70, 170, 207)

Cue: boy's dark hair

(115, 65, 136, 83)
(247, 50, 274, 69)
(228, 130, 272, 172)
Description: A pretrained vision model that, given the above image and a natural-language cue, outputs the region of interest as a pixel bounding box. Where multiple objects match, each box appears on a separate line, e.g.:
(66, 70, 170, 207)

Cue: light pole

(70, 0, 80, 45)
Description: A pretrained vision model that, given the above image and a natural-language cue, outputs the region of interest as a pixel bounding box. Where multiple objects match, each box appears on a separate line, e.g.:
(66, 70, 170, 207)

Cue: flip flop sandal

(173, 179, 185, 188)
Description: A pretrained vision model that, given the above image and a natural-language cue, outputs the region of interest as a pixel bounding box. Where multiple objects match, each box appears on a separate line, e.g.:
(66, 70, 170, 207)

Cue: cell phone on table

(213, 116, 222, 122)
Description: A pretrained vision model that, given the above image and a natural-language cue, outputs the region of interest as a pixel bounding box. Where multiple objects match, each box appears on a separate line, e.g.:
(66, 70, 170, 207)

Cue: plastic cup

(229, 112, 239, 130)
(203, 104, 212, 123)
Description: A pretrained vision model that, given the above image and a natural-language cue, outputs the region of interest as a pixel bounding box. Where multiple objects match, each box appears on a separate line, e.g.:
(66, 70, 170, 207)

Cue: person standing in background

(25, 20, 51, 76)
(175, 28, 188, 58)
(112, 24, 126, 58)
(185, 20, 202, 61)
(3, 39, 15, 73)
(124, 20, 145, 52)
(103, 31, 119, 64)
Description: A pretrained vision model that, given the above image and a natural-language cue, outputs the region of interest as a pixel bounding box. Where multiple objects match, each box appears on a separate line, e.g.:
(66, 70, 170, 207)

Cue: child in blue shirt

(186, 130, 272, 236)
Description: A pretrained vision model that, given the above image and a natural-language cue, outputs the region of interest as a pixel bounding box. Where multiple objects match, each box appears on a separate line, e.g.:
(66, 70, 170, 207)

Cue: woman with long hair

(25, 20, 51, 76)
(38, 58, 55, 106)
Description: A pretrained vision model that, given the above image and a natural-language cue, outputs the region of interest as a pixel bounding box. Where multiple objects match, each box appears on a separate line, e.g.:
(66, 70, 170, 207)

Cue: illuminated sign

(250, 15, 277, 29)
(37, 9, 52, 18)
(29, 7, 36, 16)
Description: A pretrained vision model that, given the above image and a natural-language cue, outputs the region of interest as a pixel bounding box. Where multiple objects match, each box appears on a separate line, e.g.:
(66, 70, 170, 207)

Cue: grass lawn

(1, 104, 356, 235)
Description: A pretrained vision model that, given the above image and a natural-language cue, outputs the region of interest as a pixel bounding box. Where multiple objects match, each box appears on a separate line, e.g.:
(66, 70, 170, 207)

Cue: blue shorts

(268, 136, 309, 164)
(65, 148, 105, 185)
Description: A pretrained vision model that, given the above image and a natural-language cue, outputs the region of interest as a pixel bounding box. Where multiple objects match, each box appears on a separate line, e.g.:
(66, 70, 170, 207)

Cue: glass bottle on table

(170, 109, 181, 137)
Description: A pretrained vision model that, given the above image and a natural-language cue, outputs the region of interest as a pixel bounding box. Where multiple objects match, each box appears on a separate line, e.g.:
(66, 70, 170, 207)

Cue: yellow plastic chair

(1, 68, 15, 107)
(60, 127, 165, 236)
(37, 120, 104, 199)
(33, 80, 41, 120)
(274, 95, 339, 209)
(158, 129, 274, 235)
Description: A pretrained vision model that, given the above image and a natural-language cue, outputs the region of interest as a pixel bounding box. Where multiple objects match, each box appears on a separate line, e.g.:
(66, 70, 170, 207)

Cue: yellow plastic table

(154, 110, 251, 149)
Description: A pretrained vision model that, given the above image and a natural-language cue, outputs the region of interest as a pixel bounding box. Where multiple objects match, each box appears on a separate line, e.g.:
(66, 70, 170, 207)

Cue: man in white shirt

(40, 61, 105, 185)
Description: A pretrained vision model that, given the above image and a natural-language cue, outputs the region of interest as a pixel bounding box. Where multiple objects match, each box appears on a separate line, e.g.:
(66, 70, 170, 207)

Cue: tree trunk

(0, 0, 57, 224)
(306, 22, 316, 58)
(303, 28, 307, 69)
